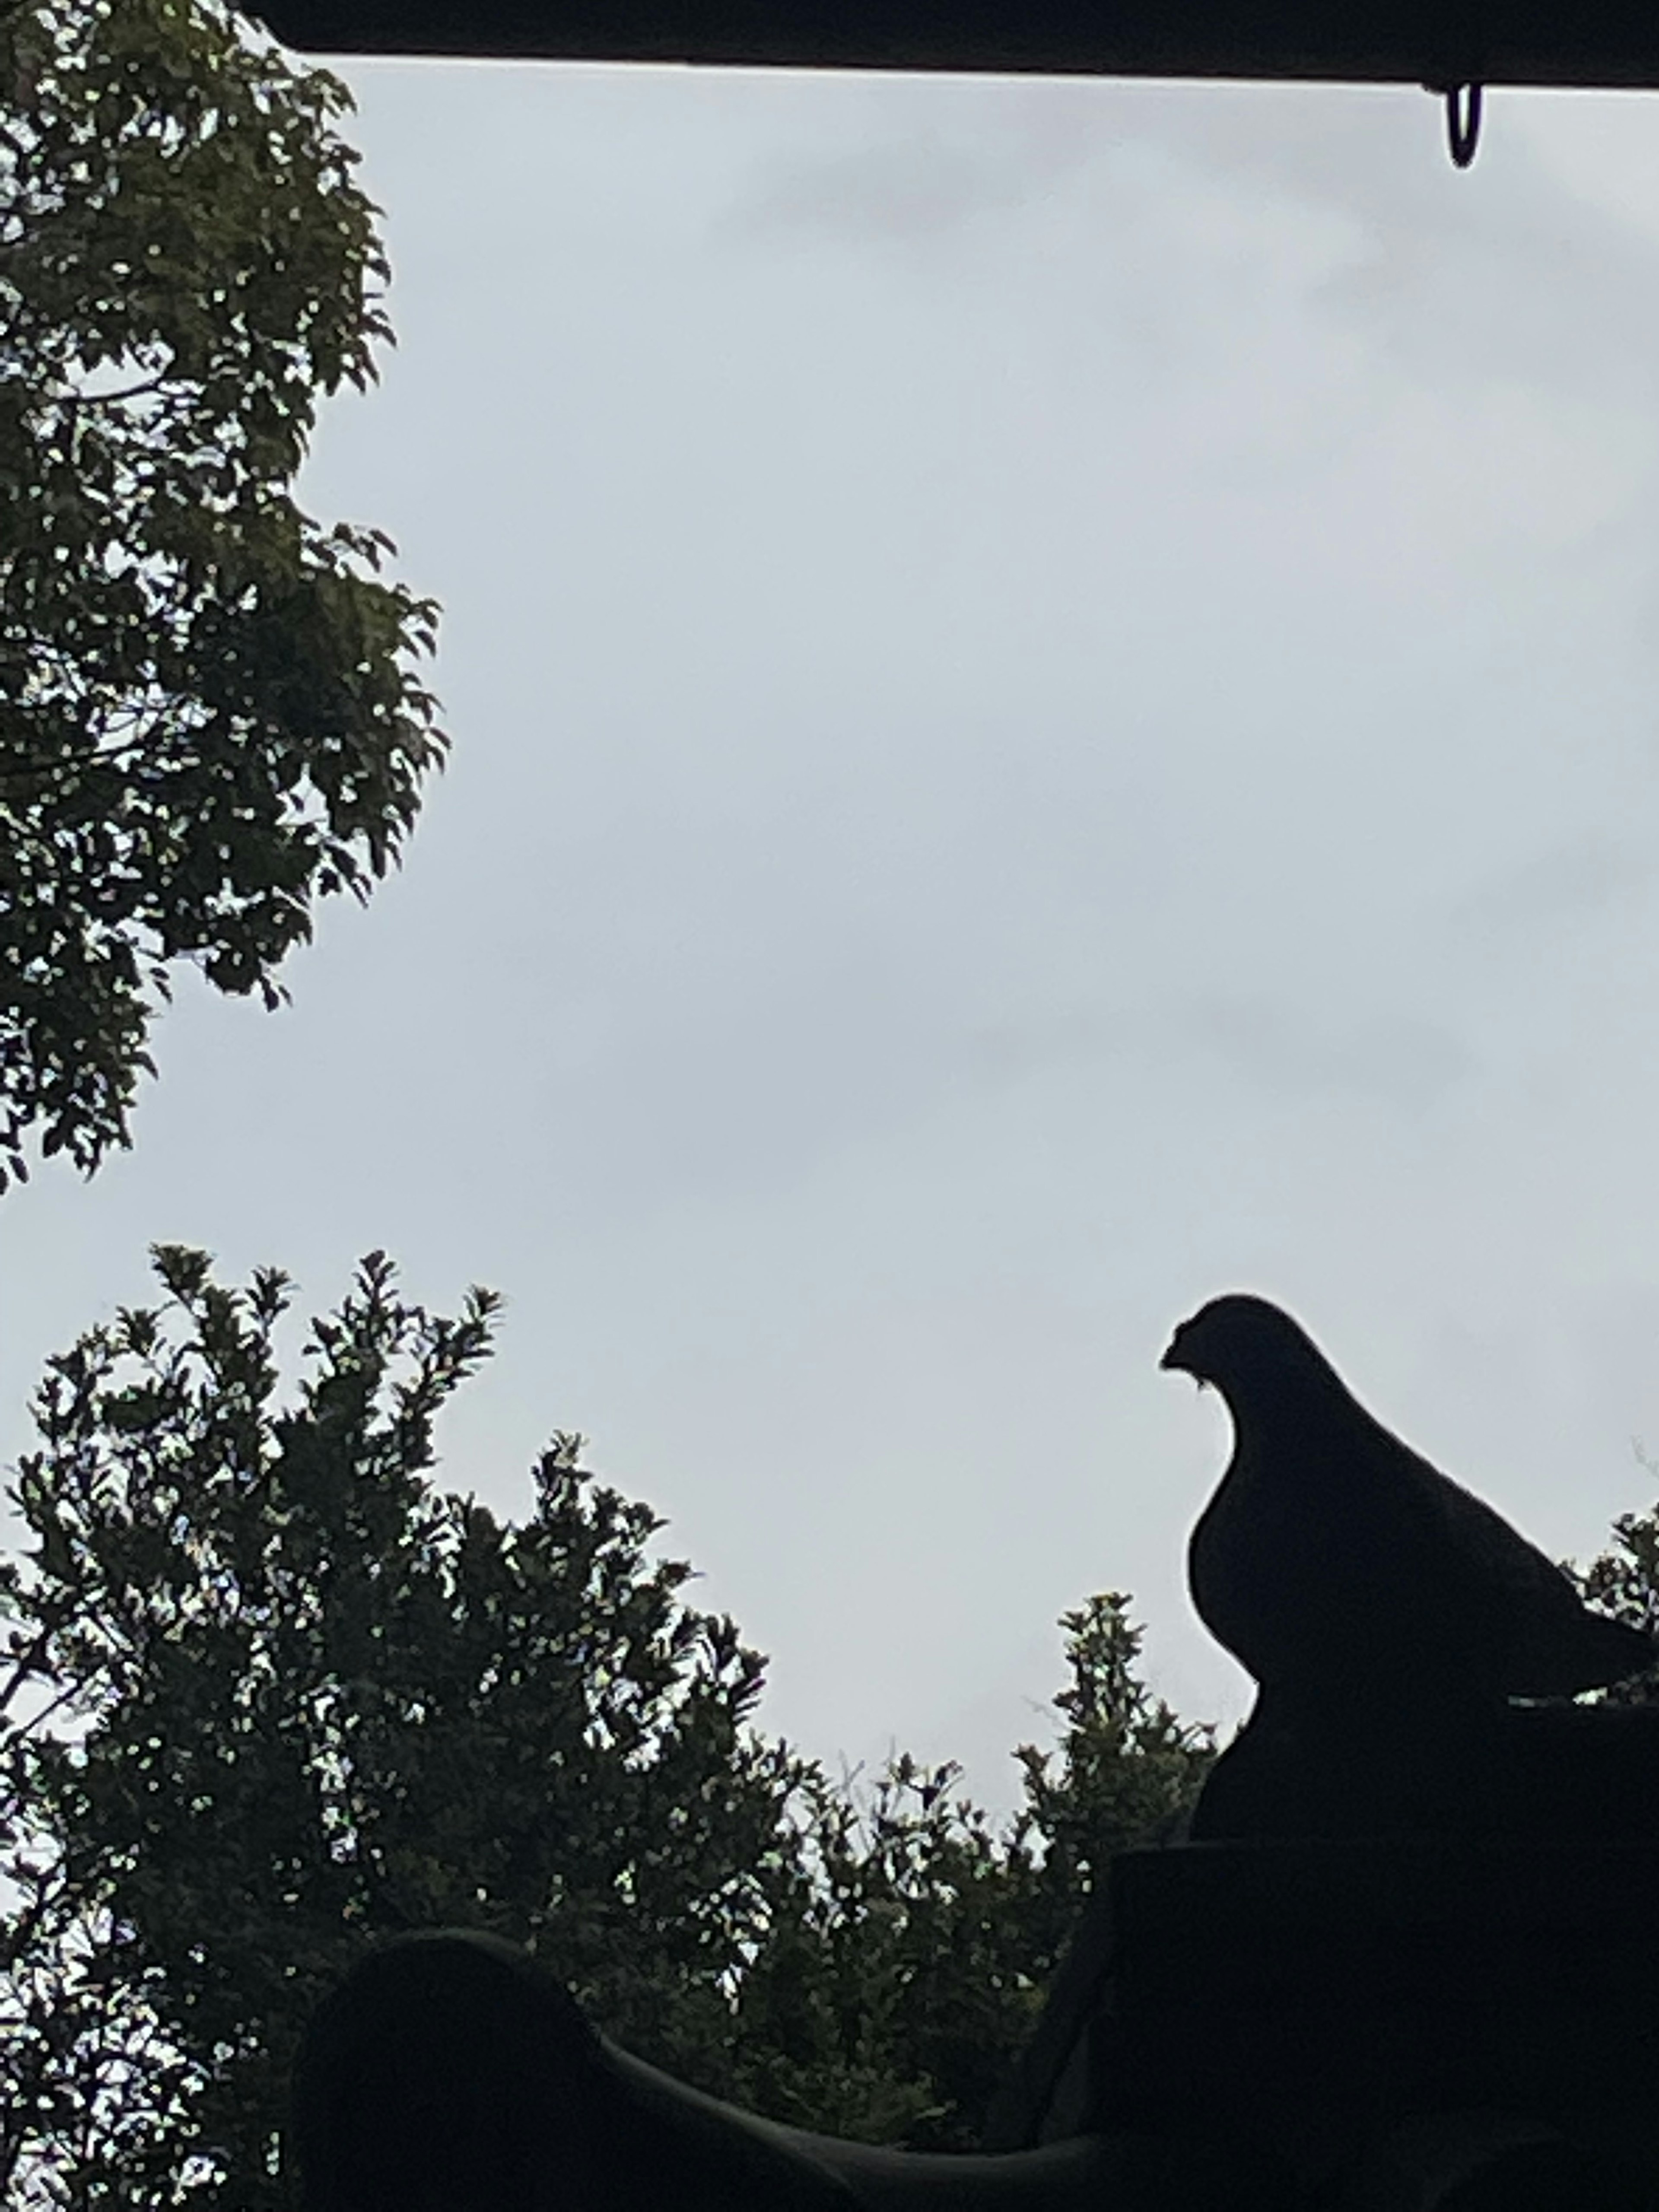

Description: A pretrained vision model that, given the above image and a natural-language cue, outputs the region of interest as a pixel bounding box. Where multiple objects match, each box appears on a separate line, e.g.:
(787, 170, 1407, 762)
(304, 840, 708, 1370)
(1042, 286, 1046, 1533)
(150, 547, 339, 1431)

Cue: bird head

(1160, 1293, 1332, 1402)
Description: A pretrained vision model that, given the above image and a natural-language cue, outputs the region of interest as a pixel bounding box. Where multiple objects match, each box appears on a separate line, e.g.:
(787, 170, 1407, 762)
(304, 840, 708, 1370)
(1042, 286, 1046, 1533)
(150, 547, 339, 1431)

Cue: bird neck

(1220, 1362, 1357, 1461)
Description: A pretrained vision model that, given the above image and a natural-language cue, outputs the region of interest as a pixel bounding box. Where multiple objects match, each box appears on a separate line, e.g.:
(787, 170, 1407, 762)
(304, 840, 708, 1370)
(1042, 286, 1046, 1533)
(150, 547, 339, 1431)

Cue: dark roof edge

(249, 0, 1659, 89)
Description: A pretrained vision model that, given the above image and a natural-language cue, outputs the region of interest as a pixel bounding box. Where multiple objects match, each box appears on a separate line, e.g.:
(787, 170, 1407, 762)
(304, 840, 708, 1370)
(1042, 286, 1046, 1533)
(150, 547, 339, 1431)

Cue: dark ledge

(1096, 1840, 1659, 2197)
(293, 1843, 1659, 2210)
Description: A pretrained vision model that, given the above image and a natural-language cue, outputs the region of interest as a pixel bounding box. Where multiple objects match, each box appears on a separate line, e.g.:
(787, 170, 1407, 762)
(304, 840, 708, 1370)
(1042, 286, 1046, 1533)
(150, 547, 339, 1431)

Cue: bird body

(1164, 1294, 1653, 1707)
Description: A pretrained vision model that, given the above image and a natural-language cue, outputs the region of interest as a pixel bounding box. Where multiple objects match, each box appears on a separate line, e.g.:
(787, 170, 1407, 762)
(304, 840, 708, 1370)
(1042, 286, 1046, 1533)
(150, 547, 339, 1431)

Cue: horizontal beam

(253, 0, 1659, 87)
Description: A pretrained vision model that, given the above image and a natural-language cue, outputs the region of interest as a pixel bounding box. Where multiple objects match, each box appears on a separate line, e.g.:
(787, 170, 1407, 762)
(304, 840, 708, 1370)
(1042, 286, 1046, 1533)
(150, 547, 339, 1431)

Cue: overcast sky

(9, 62, 1659, 1811)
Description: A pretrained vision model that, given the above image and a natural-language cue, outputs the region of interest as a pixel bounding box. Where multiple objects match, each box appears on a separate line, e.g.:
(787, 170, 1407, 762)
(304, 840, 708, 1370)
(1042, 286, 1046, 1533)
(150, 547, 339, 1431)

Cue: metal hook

(1444, 82, 1482, 168)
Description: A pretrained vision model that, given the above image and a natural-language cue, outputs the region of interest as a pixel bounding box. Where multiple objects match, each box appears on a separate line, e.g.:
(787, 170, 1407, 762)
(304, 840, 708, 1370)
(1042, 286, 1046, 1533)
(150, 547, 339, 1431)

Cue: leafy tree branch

(0, 0, 445, 1192)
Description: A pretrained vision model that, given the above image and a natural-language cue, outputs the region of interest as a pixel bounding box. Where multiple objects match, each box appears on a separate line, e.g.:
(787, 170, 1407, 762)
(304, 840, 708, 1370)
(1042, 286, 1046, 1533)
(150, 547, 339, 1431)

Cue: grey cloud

(1449, 834, 1657, 938)
(1147, 83, 1659, 408)
(963, 995, 1473, 1110)
(718, 74, 1659, 418)
(715, 73, 1133, 246)
(724, 127, 1057, 245)
(1179, 995, 1473, 1109)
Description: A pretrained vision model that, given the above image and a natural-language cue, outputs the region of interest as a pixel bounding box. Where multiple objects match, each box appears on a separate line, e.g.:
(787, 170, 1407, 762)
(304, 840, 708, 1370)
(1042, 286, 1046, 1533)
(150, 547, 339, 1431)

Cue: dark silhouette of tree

(0, 1249, 1212, 2205)
(0, 0, 443, 1192)
(730, 1588, 1209, 2153)
(1570, 1445, 1659, 1706)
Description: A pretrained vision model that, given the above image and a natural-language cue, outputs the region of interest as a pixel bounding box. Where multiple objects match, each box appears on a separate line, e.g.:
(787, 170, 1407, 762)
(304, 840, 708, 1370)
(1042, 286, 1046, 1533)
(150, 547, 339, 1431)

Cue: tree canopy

(0, 1248, 1214, 2207)
(0, 0, 443, 1193)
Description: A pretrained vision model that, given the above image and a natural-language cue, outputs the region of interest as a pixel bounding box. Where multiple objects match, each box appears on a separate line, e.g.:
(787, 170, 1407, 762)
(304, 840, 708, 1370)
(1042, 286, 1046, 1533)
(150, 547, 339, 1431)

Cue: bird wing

(1356, 1419, 1650, 1696)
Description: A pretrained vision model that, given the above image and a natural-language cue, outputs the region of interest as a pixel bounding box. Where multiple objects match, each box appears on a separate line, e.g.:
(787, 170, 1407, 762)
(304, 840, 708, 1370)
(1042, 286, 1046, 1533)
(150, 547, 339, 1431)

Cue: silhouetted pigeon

(1162, 1293, 1655, 1707)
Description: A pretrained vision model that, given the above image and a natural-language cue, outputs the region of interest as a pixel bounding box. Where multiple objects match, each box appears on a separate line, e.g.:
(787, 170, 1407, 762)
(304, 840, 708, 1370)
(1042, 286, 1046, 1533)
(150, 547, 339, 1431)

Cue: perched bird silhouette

(1162, 1293, 1655, 1707)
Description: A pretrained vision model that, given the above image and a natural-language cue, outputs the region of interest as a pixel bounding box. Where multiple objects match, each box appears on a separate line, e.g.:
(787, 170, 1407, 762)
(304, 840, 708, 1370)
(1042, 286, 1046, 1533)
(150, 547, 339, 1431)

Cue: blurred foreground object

(292, 1926, 1294, 2211)
(294, 1860, 1659, 2211)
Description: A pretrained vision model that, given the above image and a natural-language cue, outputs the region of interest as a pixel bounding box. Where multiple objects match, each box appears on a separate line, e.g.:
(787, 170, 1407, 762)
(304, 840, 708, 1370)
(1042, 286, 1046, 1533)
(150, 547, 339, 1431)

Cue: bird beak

(1160, 1325, 1208, 1387)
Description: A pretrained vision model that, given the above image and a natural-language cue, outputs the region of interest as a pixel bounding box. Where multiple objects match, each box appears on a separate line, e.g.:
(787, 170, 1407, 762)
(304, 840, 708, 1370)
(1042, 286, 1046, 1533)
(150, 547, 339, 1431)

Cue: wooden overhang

(251, 0, 1659, 89)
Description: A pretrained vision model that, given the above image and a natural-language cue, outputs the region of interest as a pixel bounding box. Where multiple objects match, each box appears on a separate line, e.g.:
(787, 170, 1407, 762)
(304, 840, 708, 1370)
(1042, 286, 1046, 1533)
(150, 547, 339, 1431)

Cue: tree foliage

(0, 1249, 1214, 2206)
(0, 0, 443, 1192)
(1572, 1452, 1659, 1705)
